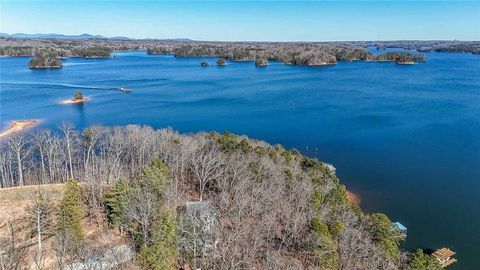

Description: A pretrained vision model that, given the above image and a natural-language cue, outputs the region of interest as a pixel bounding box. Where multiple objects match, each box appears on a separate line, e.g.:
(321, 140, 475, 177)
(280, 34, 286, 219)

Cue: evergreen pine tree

(369, 213, 404, 259)
(139, 158, 169, 198)
(310, 217, 339, 270)
(105, 178, 130, 235)
(58, 179, 84, 244)
(138, 211, 177, 270)
(408, 249, 442, 270)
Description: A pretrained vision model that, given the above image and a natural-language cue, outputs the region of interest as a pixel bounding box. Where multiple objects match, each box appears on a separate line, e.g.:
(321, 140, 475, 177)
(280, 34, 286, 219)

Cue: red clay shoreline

(347, 190, 361, 205)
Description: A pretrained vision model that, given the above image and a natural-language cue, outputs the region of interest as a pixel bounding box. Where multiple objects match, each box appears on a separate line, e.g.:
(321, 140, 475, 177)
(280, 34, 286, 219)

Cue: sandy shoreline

(0, 120, 39, 137)
(59, 97, 90, 104)
(29, 65, 63, 69)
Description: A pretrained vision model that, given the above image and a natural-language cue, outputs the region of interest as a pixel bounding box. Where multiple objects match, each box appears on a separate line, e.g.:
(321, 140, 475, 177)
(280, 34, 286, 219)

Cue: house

(432, 248, 457, 268)
(183, 201, 219, 253)
(185, 201, 217, 233)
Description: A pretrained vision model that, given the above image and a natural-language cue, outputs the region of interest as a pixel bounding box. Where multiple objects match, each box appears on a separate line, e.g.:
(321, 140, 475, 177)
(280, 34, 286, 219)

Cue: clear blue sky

(1, 1, 479, 41)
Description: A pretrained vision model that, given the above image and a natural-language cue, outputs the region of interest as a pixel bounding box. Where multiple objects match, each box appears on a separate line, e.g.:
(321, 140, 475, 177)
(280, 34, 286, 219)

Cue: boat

(120, 87, 132, 93)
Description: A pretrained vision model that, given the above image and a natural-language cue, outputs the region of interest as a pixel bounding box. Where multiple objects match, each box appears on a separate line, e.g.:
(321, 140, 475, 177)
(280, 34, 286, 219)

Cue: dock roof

(433, 248, 456, 260)
(394, 222, 407, 231)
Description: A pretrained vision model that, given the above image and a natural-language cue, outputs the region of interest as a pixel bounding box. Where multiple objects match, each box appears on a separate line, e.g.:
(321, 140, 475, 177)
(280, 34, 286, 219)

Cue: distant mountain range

(0, 33, 193, 41)
(0, 33, 131, 40)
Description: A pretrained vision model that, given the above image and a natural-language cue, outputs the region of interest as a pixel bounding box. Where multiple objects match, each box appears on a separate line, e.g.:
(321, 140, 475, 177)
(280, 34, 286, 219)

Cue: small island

(216, 58, 226, 66)
(60, 91, 89, 104)
(374, 52, 426, 64)
(0, 120, 38, 137)
(28, 55, 62, 69)
(255, 56, 268, 67)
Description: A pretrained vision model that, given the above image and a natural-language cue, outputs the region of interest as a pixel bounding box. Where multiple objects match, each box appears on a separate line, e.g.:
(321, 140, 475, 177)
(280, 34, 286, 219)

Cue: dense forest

(0, 125, 442, 269)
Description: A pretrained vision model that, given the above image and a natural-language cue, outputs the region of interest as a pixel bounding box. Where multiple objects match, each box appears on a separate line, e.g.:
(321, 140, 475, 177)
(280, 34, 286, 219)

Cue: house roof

(433, 248, 456, 260)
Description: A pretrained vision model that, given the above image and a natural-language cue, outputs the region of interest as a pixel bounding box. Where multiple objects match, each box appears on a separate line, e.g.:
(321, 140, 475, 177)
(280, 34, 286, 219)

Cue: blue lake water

(1, 50, 479, 269)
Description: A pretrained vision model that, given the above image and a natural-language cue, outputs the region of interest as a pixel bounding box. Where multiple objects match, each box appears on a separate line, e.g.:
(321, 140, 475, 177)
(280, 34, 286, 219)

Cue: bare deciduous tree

(0, 220, 27, 270)
(5, 134, 30, 186)
(123, 186, 158, 245)
(60, 122, 78, 179)
(190, 142, 224, 201)
(27, 193, 53, 270)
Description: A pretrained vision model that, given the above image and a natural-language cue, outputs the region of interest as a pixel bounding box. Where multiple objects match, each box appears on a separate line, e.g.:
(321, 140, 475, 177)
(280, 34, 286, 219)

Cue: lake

(1, 49, 479, 269)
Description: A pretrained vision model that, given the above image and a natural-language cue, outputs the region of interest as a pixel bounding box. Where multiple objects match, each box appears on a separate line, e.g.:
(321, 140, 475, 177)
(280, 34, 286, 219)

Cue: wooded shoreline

(0, 38, 433, 69)
(0, 124, 444, 269)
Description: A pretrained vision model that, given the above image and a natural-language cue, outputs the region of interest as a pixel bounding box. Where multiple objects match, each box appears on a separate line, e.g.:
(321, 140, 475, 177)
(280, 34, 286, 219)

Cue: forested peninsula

(0, 125, 442, 270)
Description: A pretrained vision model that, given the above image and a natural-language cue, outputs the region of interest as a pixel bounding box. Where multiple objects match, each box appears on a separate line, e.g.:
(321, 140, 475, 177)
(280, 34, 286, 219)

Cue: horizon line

(2, 32, 479, 43)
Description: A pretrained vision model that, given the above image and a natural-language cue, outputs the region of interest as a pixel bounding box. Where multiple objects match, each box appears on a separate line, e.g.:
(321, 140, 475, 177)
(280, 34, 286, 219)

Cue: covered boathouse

(432, 248, 457, 268)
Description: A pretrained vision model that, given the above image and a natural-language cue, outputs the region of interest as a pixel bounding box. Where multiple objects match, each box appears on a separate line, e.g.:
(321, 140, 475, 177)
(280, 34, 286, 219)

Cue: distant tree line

(356, 40, 480, 55)
(434, 43, 480, 54)
(143, 44, 428, 66)
(71, 46, 112, 58)
(0, 38, 440, 68)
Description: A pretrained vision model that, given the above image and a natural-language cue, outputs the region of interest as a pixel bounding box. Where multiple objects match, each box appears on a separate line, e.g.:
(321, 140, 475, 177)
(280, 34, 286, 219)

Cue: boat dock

(325, 163, 336, 173)
(432, 248, 457, 268)
(393, 222, 407, 235)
